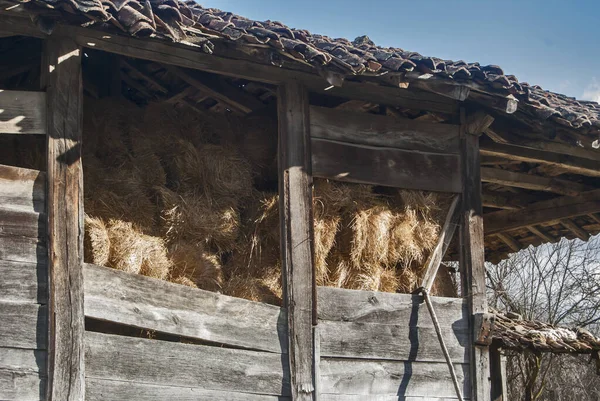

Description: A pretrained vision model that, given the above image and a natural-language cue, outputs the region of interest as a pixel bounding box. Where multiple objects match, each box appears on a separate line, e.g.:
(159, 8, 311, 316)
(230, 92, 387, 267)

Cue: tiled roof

(14, 0, 600, 133)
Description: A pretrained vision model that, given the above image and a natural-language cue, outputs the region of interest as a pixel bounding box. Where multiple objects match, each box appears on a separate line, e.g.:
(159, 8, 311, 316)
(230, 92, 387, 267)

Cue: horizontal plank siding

(320, 359, 470, 399)
(0, 302, 47, 349)
(312, 138, 461, 193)
(0, 236, 46, 264)
(317, 287, 467, 325)
(319, 321, 468, 363)
(86, 378, 290, 401)
(0, 90, 46, 134)
(0, 207, 45, 239)
(321, 395, 467, 401)
(0, 164, 45, 213)
(0, 347, 47, 373)
(0, 260, 47, 303)
(0, 368, 46, 401)
(84, 263, 286, 353)
(85, 331, 290, 397)
(310, 106, 460, 154)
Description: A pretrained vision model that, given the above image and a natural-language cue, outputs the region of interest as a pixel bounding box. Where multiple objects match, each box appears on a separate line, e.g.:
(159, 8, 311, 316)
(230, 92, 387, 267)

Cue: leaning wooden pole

(460, 109, 494, 401)
(44, 36, 85, 400)
(277, 81, 317, 401)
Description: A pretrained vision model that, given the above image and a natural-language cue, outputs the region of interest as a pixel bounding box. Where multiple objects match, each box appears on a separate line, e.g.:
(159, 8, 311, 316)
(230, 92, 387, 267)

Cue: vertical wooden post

(460, 109, 494, 401)
(490, 346, 507, 401)
(277, 81, 316, 401)
(44, 36, 85, 401)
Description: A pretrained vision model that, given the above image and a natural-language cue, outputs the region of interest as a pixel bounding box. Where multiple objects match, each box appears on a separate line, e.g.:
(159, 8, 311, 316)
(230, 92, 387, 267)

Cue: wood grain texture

(0, 260, 47, 303)
(0, 90, 46, 134)
(0, 302, 47, 349)
(0, 236, 46, 264)
(317, 287, 468, 326)
(0, 164, 45, 213)
(0, 207, 45, 239)
(278, 82, 316, 400)
(0, 368, 46, 401)
(312, 138, 461, 193)
(86, 378, 290, 401)
(44, 37, 85, 401)
(319, 321, 469, 363)
(83, 263, 286, 353)
(321, 395, 467, 401)
(309, 106, 460, 154)
(85, 331, 291, 397)
(484, 189, 600, 235)
(0, 347, 47, 373)
(460, 111, 491, 401)
(320, 359, 470, 399)
(480, 167, 590, 196)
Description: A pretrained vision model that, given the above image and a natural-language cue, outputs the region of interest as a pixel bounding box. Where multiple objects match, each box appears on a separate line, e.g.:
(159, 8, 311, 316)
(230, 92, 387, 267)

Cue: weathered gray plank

(0, 236, 47, 264)
(83, 263, 286, 354)
(0, 302, 47, 349)
(312, 138, 461, 193)
(317, 287, 467, 327)
(278, 82, 316, 400)
(44, 36, 85, 401)
(310, 106, 460, 154)
(320, 359, 470, 399)
(319, 321, 469, 363)
(86, 378, 290, 401)
(0, 347, 47, 373)
(0, 164, 45, 213)
(85, 331, 291, 397)
(0, 207, 45, 239)
(0, 368, 46, 401)
(0, 90, 46, 134)
(321, 395, 466, 401)
(0, 260, 47, 303)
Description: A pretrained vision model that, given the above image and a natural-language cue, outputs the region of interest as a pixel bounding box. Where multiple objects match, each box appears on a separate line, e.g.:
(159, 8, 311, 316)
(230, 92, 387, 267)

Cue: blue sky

(200, 0, 600, 102)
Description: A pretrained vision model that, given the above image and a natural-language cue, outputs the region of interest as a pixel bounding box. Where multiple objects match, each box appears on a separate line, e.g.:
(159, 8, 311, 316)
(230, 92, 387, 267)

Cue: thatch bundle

(82, 98, 457, 305)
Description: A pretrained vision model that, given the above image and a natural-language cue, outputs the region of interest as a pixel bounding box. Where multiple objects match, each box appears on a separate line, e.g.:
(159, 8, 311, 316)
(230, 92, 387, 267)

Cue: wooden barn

(0, 1, 599, 400)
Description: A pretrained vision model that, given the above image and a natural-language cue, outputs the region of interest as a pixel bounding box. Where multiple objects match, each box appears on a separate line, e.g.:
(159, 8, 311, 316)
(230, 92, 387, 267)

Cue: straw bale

(222, 271, 282, 306)
(106, 220, 171, 279)
(168, 241, 223, 292)
(84, 215, 110, 266)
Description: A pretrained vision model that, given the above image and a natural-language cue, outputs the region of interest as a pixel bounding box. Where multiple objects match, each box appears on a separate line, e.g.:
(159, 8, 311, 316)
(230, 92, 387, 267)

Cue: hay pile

(83, 97, 457, 306)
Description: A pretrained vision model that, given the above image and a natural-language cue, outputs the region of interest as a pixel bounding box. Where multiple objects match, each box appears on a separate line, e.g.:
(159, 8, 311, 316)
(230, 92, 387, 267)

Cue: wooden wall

(0, 164, 48, 400)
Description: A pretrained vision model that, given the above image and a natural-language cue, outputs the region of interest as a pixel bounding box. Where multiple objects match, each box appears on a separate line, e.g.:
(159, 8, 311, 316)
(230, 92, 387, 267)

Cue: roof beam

(495, 233, 521, 253)
(560, 219, 590, 241)
(482, 191, 536, 210)
(0, 13, 459, 114)
(480, 138, 600, 178)
(527, 225, 556, 243)
(481, 167, 591, 196)
(484, 189, 600, 235)
(121, 59, 168, 94)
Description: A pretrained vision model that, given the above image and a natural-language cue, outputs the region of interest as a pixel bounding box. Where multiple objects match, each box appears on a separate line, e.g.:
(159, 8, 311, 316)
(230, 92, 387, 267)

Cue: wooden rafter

(527, 225, 556, 243)
(481, 167, 591, 196)
(495, 233, 521, 253)
(121, 59, 168, 94)
(560, 219, 590, 241)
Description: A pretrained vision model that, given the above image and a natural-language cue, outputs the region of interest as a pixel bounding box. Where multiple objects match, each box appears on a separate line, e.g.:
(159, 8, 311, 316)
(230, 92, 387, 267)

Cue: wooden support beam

(560, 219, 590, 241)
(526, 225, 556, 243)
(480, 138, 600, 178)
(484, 189, 600, 235)
(490, 347, 507, 401)
(165, 86, 195, 104)
(482, 191, 535, 210)
(0, 90, 46, 134)
(44, 36, 85, 401)
(589, 213, 600, 225)
(495, 233, 521, 253)
(419, 196, 461, 292)
(459, 108, 491, 401)
(121, 59, 168, 94)
(0, 13, 458, 114)
(278, 81, 316, 401)
(481, 167, 591, 196)
(120, 71, 154, 99)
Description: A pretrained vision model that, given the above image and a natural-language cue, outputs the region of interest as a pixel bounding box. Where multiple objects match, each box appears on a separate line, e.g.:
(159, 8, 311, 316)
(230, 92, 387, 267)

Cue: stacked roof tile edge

(11, 0, 600, 134)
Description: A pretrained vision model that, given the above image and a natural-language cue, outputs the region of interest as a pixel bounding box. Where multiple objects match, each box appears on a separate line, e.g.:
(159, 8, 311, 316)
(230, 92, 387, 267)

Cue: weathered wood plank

(83, 263, 286, 353)
(0, 347, 47, 374)
(0, 260, 47, 303)
(312, 138, 461, 193)
(309, 106, 460, 154)
(0, 368, 46, 401)
(85, 331, 291, 396)
(0, 302, 47, 349)
(0, 90, 46, 134)
(495, 233, 521, 253)
(420, 196, 461, 292)
(86, 378, 290, 401)
(0, 207, 45, 239)
(317, 287, 467, 326)
(278, 82, 316, 401)
(319, 321, 469, 363)
(322, 396, 466, 401)
(0, 236, 47, 264)
(460, 110, 491, 401)
(480, 167, 590, 196)
(484, 189, 600, 235)
(560, 218, 590, 241)
(320, 359, 470, 399)
(0, 164, 45, 213)
(44, 36, 85, 401)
